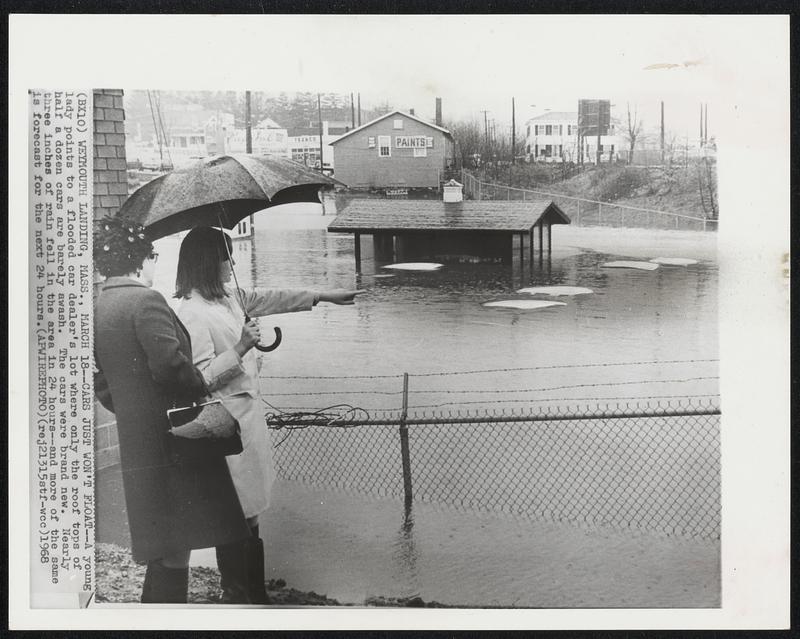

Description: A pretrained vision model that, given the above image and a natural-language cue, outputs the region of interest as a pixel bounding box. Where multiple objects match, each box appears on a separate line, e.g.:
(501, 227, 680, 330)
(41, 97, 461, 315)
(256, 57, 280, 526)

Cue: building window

(378, 135, 391, 157)
(393, 119, 403, 130)
(526, 125, 530, 137)
(426, 137, 433, 148)
(368, 136, 376, 148)
(526, 144, 531, 154)
(413, 146, 427, 158)
(545, 125, 552, 135)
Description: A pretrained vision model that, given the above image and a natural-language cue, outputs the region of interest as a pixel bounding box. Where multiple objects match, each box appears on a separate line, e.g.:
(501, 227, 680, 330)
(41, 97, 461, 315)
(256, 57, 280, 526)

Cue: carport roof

(327, 199, 571, 234)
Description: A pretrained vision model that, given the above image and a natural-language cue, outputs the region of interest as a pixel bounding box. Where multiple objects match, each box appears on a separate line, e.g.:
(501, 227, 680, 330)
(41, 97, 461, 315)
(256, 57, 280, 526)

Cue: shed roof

(330, 110, 453, 145)
(327, 199, 570, 234)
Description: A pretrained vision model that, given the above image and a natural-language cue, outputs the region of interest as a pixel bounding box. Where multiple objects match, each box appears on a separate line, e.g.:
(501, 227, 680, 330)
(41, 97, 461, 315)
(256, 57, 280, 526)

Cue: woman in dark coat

(93, 216, 250, 603)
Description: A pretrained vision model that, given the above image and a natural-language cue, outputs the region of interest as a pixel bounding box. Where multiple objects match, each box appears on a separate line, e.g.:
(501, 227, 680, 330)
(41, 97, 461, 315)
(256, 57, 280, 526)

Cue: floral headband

(93, 215, 155, 275)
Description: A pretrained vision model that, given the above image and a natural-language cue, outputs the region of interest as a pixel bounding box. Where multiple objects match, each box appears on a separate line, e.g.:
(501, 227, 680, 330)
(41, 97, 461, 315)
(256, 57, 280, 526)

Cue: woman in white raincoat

(174, 226, 362, 604)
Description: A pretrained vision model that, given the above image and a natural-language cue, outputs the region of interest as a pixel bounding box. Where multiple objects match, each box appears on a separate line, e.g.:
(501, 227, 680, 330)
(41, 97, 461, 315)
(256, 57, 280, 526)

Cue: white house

(228, 117, 289, 156)
(524, 111, 619, 163)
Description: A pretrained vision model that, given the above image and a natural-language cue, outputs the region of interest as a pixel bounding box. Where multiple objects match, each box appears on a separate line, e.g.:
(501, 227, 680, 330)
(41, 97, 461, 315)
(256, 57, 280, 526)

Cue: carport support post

(538, 223, 544, 261)
(548, 224, 552, 253)
(354, 233, 361, 273)
(519, 233, 524, 267)
(529, 228, 534, 266)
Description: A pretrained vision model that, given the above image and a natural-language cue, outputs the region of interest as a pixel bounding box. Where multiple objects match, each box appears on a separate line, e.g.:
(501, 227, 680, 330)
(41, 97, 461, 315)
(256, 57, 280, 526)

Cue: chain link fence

(268, 398, 720, 541)
(461, 171, 715, 231)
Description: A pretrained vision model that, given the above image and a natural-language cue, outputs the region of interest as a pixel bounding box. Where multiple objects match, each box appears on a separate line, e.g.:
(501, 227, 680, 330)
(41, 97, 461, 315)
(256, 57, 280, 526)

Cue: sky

(9, 14, 786, 142)
(109, 15, 773, 142)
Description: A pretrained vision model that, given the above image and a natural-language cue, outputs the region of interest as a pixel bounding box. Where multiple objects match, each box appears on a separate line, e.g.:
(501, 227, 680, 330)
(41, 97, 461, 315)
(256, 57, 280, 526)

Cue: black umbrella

(118, 154, 341, 240)
(119, 154, 341, 351)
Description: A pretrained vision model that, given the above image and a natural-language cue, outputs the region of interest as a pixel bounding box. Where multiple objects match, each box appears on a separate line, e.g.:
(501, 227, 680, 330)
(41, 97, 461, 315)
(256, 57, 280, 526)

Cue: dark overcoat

(94, 277, 250, 562)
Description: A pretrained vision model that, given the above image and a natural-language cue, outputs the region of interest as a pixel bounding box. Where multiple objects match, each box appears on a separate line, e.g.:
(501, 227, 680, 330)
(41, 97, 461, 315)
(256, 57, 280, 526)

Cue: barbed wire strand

(257, 358, 719, 380)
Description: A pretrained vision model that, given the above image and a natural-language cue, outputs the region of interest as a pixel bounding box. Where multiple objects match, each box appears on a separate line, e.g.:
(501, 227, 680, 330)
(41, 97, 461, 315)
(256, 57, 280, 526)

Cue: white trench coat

(178, 286, 316, 518)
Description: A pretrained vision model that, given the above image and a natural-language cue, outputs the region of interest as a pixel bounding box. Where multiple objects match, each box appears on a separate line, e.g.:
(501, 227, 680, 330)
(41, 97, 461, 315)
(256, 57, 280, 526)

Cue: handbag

(166, 398, 243, 463)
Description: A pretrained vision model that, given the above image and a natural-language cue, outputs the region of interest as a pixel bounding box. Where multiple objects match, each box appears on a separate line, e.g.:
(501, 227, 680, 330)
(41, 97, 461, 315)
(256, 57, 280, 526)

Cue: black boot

(247, 526, 269, 605)
(141, 560, 189, 604)
(215, 540, 252, 604)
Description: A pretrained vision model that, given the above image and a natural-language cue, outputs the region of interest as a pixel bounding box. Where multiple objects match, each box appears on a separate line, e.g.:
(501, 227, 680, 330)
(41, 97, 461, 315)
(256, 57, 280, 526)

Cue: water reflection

(390, 508, 420, 599)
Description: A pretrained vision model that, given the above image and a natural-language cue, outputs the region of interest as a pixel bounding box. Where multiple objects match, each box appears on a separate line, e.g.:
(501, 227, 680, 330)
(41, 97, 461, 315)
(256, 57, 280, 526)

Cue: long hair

(174, 227, 233, 300)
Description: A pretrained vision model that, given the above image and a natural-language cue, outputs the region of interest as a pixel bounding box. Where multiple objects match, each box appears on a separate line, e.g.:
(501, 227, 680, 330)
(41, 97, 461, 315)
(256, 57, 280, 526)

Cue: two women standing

(94, 218, 362, 604)
(93, 218, 250, 603)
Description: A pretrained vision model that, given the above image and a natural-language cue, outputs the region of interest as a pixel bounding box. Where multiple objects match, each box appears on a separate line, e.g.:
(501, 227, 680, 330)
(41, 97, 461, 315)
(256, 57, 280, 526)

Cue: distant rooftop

(526, 111, 577, 123)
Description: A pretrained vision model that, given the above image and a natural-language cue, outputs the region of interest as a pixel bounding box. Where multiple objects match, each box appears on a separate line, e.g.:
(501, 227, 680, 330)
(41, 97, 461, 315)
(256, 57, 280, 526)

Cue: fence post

(598, 202, 602, 225)
(577, 200, 581, 226)
(399, 373, 413, 513)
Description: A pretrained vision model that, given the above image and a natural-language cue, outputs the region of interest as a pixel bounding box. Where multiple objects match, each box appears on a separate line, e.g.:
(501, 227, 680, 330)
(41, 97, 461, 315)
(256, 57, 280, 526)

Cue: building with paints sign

(330, 110, 455, 190)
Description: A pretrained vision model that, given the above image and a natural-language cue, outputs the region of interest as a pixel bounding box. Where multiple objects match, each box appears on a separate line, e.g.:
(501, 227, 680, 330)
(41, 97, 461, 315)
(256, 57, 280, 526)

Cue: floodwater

(151, 200, 720, 607)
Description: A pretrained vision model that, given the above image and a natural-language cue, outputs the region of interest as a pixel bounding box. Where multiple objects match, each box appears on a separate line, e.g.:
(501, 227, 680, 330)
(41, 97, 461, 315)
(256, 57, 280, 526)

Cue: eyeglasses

(150, 252, 159, 262)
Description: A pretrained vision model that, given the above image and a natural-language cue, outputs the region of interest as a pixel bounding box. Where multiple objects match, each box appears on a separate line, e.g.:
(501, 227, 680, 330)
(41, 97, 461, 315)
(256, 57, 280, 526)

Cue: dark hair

(93, 216, 155, 277)
(174, 227, 233, 300)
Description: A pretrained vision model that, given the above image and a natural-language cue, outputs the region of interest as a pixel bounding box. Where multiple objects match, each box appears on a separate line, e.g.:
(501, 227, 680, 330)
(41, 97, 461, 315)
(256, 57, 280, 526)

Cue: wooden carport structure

(327, 199, 571, 272)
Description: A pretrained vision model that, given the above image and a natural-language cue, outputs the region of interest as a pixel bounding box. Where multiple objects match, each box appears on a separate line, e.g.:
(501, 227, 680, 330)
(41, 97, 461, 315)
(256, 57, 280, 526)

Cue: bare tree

(623, 103, 643, 164)
(446, 118, 484, 168)
(697, 157, 718, 219)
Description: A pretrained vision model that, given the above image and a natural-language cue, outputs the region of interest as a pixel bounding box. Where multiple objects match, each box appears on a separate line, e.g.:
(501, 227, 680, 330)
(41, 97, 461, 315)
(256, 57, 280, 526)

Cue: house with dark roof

(330, 110, 455, 190)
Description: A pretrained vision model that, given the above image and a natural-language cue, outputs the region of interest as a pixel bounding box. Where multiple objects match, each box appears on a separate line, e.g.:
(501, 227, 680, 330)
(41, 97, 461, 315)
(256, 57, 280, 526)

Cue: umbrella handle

(254, 326, 282, 353)
(245, 313, 282, 352)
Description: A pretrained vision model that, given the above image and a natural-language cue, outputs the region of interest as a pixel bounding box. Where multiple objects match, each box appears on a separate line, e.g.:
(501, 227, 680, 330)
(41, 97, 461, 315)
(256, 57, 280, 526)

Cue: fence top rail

(266, 397, 721, 430)
(267, 406, 721, 429)
(462, 171, 708, 222)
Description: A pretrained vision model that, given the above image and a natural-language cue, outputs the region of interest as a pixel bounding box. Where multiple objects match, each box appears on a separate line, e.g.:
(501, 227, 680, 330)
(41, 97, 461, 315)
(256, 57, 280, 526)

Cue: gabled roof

(330, 110, 452, 145)
(525, 111, 577, 124)
(254, 117, 284, 129)
(327, 199, 570, 234)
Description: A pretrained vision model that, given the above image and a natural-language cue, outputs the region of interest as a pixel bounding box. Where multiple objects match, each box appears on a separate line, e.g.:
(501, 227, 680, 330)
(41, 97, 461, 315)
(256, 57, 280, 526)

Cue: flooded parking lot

(146, 202, 719, 607)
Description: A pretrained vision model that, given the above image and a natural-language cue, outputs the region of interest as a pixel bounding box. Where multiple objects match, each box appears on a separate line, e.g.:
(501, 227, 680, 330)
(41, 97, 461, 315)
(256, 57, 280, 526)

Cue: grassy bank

(476, 160, 718, 217)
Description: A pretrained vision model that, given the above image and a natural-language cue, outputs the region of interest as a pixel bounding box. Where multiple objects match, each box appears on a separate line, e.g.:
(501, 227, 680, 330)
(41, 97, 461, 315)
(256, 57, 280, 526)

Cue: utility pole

(481, 110, 489, 161)
(660, 101, 665, 164)
(350, 92, 355, 129)
(700, 103, 704, 147)
(317, 93, 324, 173)
(595, 102, 601, 166)
(357, 93, 361, 126)
(245, 90, 252, 154)
(511, 97, 516, 165)
(704, 103, 708, 145)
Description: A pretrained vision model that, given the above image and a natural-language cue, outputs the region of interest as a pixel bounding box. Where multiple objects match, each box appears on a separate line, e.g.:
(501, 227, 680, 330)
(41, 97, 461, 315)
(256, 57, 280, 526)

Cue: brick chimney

(435, 97, 442, 127)
(409, 108, 415, 116)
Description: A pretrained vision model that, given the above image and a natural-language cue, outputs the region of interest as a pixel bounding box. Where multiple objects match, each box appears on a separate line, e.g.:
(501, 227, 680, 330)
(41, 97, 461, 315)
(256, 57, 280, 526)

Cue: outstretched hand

(318, 289, 367, 305)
